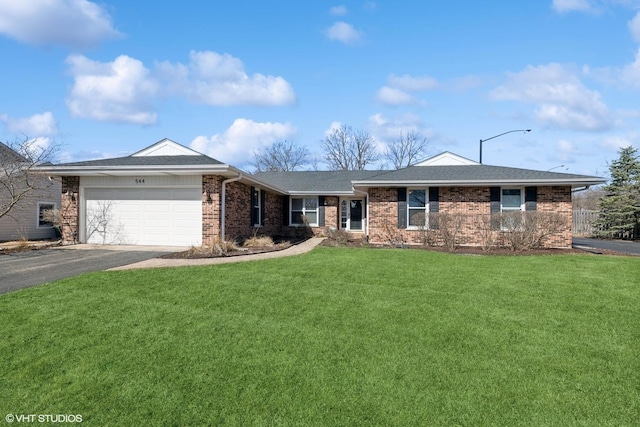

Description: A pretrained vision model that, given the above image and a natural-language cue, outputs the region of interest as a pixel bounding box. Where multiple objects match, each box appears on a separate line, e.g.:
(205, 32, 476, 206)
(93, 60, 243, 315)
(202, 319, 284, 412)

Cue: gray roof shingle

(354, 164, 603, 184)
(254, 170, 385, 192)
(57, 155, 224, 167)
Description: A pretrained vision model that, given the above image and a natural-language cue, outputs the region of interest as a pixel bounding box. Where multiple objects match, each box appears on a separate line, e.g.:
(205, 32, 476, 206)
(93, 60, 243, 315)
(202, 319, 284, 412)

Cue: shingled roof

(56, 155, 224, 167)
(351, 164, 604, 187)
(254, 170, 384, 193)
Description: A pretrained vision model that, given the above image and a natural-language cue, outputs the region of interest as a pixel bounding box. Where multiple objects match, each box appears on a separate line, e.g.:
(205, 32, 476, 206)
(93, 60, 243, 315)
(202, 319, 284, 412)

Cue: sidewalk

(109, 237, 325, 270)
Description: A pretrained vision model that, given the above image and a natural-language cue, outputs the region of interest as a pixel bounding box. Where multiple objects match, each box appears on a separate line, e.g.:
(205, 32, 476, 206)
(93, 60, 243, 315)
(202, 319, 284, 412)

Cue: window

(501, 188, 523, 212)
(38, 203, 55, 228)
(291, 197, 318, 226)
(501, 188, 524, 230)
(252, 188, 261, 226)
(408, 189, 427, 228)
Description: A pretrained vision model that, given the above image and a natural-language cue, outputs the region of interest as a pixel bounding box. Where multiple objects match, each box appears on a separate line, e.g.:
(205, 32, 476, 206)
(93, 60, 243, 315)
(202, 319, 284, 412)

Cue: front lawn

(0, 247, 638, 426)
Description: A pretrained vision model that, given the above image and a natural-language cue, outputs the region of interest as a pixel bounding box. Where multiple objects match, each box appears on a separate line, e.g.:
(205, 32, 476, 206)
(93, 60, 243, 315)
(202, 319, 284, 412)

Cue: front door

(340, 199, 363, 231)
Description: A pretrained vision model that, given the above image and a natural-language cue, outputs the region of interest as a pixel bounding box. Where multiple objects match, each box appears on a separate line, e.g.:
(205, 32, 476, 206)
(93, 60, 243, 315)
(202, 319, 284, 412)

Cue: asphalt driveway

(573, 237, 640, 256)
(0, 245, 180, 294)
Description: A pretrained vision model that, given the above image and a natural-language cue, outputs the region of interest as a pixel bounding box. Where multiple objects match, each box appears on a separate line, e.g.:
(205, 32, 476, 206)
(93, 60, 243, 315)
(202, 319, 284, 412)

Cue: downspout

(353, 187, 370, 242)
(221, 173, 242, 240)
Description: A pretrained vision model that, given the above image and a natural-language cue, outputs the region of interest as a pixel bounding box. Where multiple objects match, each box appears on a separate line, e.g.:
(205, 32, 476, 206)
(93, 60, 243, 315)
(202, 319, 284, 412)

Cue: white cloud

(586, 47, 640, 89)
(630, 11, 640, 42)
(367, 112, 430, 141)
(325, 21, 362, 45)
(0, 0, 122, 49)
(190, 118, 297, 166)
(65, 54, 159, 125)
(329, 5, 348, 16)
(156, 50, 296, 106)
(491, 63, 614, 132)
(323, 121, 343, 137)
(600, 133, 639, 150)
(375, 73, 438, 106)
(551, 0, 596, 13)
(0, 111, 58, 136)
(375, 87, 418, 105)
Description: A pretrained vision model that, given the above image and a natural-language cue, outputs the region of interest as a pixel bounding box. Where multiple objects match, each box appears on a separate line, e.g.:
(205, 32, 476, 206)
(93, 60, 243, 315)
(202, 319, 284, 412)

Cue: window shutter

(250, 186, 257, 226)
(260, 190, 266, 224)
(525, 187, 537, 211)
(318, 196, 326, 226)
(429, 187, 439, 230)
(428, 187, 439, 212)
(282, 195, 290, 226)
(490, 186, 501, 230)
(397, 188, 407, 229)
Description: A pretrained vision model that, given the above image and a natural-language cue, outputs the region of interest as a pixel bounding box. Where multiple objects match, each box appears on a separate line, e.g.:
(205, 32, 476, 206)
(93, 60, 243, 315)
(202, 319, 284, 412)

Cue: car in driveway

(0, 245, 181, 294)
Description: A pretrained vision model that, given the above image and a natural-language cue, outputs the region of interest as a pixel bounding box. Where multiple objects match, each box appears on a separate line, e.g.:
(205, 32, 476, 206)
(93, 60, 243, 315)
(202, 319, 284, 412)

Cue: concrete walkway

(109, 237, 325, 271)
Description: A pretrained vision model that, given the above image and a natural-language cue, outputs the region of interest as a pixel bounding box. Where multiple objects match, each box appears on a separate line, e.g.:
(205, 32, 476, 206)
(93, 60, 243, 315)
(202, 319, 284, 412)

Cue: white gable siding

(415, 152, 479, 166)
(132, 139, 202, 157)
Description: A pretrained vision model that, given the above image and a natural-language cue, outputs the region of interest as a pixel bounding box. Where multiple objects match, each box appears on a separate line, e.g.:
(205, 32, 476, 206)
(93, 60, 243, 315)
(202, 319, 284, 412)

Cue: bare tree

(384, 130, 429, 169)
(86, 200, 126, 244)
(1, 138, 59, 220)
(323, 124, 379, 170)
(253, 140, 310, 172)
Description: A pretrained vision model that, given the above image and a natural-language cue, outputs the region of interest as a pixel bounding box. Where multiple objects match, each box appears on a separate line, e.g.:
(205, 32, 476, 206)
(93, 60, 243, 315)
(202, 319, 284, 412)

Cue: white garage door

(84, 188, 201, 246)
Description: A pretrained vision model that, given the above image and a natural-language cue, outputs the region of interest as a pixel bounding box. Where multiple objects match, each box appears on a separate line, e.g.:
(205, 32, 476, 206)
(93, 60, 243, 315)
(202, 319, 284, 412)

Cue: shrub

(189, 236, 239, 257)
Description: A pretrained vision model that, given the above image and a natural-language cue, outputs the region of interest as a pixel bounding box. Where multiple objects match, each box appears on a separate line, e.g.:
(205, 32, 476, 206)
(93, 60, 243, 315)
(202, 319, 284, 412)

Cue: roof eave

(288, 190, 356, 196)
(352, 178, 606, 188)
(33, 164, 234, 177)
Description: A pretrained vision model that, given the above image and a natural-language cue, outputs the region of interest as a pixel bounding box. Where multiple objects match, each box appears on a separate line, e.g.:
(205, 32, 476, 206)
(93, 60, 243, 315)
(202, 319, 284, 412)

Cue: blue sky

(2, 0, 640, 177)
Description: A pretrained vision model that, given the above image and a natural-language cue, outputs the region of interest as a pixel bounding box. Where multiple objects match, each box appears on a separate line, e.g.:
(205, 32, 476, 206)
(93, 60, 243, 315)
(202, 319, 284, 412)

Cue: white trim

(131, 138, 202, 157)
(339, 197, 365, 232)
(406, 188, 429, 230)
(500, 187, 525, 212)
(415, 152, 479, 166)
(290, 196, 319, 227)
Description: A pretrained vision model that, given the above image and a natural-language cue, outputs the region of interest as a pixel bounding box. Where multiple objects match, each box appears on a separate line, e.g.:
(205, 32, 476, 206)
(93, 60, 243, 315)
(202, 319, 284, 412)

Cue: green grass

(1, 247, 639, 426)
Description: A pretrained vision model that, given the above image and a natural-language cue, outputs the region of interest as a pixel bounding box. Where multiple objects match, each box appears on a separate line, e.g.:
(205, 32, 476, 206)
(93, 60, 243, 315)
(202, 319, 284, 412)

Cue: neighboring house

(0, 142, 61, 242)
(38, 138, 605, 249)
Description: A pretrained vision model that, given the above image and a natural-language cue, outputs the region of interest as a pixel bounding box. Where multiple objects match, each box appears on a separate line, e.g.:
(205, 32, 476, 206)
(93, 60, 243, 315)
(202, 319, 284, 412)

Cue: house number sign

(135, 179, 145, 184)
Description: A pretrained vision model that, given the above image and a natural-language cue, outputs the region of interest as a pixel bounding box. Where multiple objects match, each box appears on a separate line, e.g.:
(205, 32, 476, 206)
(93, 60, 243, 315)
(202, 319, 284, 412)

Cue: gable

(131, 138, 203, 157)
(415, 152, 479, 166)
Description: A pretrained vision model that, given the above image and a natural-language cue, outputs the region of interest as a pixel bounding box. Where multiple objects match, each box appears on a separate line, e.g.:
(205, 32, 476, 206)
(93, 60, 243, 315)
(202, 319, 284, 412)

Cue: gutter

(221, 173, 243, 240)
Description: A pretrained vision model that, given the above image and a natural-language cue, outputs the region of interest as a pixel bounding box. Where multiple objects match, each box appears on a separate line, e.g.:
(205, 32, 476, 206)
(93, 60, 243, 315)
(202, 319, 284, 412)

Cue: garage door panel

(85, 187, 201, 246)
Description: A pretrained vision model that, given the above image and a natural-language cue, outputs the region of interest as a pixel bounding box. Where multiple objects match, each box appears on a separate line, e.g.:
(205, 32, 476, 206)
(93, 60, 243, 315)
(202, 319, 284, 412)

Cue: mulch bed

(319, 238, 629, 256)
(160, 238, 303, 259)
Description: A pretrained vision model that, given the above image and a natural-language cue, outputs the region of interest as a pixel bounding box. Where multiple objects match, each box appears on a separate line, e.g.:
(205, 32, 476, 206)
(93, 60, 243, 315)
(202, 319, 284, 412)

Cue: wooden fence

(573, 209, 598, 236)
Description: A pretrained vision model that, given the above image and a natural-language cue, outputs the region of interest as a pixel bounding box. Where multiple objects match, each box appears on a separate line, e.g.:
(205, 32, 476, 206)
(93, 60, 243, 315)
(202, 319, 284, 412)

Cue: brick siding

(60, 176, 80, 244)
(368, 186, 573, 249)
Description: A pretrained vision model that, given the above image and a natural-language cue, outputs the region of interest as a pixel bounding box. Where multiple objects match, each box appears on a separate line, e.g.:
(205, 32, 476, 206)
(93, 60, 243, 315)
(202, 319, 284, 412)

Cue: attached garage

(83, 187, 202, 246)
(38, 138, 290, 248)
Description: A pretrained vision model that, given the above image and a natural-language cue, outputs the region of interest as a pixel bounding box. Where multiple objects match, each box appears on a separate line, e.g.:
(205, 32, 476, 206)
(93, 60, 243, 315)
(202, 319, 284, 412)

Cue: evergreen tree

(594, 146, 640, 239)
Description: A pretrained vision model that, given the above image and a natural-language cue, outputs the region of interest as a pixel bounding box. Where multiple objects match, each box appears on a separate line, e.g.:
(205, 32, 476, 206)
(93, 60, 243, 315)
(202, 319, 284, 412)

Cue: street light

(479, 129, 531, 164)
(546, 165, 565, 172)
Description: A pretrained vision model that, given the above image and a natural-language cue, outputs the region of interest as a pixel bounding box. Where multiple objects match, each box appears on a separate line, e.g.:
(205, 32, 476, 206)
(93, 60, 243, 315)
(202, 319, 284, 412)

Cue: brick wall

(221, 180, 285, 242)
(60, 176, 80, 244)
(202, 175, 223, 243)
(368, 186, 573, 249)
